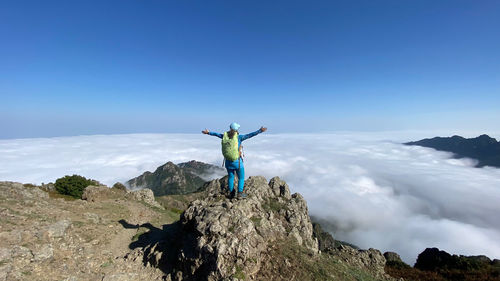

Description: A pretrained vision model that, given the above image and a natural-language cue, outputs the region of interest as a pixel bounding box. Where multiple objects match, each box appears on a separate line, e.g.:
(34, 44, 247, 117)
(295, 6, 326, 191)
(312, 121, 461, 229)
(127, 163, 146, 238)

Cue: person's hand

(202, 129, 209, 134)
(260, 126, 267, 132)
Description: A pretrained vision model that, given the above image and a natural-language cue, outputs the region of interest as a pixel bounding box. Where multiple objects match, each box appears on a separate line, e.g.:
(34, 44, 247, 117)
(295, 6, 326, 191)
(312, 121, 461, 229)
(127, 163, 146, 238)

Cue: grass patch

(0, 260, 8, 266)
(100, 259, 113, 268)
(168, 207, 184, 215)
(95, 202, 131, 220)
(2, 206, 21, 216)
(140, 201, 182, 225)
(233, 265, 246, 280)
(0, 218, 16, 226)
(131, 227, 149, 242)
(48, 190, 78, 201)
(257, 238, 380, 281)
(385, 257, 500, 281)
(156, 192, 205, 212)
(72, 220, 85, 227)
(159, 194, 190, 204)
(80, 232, 95, 243)
(262, 198, 288, 213)
(385, 265, 445, 281)
(250, 216, 262, 227)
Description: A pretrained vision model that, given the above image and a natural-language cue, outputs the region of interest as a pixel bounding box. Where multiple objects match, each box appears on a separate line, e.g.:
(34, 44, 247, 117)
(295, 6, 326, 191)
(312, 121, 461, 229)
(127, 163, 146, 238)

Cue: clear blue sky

(1, 0, 499, 138)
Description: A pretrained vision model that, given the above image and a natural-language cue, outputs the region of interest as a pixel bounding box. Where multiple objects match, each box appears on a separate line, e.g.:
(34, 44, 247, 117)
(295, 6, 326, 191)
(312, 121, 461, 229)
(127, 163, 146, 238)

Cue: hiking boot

(237, 192, 247, 199)
(228, 189, 236, 199)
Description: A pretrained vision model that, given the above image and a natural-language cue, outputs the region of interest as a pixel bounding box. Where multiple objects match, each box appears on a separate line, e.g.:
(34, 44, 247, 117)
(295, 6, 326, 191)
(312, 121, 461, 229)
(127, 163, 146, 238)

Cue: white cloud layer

(1, 132, 500, 264)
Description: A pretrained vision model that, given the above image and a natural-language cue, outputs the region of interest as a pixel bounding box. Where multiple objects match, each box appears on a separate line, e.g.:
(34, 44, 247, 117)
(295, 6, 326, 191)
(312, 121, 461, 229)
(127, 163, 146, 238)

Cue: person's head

(228, 122, 240, 138)
(230, 122, 240, 131)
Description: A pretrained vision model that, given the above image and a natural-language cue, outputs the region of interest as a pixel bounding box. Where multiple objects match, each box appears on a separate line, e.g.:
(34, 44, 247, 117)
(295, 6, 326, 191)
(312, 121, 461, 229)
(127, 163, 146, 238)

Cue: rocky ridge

(1, 175, 395, 281)
(141, 176, 393, 280)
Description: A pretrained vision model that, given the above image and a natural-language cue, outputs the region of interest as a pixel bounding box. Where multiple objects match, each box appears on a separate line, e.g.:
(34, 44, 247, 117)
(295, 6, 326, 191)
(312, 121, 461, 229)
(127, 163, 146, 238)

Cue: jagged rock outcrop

(387, 247, 500, 280)
(169, 176, 319, 280)
(127, 161, 224, 196)
(415, 247, 500, 272)
(312, 221, 336, 251)
(415, 247, 453, 271)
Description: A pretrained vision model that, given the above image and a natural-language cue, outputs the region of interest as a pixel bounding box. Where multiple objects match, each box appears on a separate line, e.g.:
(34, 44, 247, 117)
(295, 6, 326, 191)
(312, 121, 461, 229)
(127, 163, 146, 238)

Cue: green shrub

(55, 175, 97, 198)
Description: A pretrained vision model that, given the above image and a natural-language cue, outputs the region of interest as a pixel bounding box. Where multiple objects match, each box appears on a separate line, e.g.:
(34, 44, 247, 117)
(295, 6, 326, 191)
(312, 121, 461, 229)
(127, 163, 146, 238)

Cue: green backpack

(222, 132, 240, 161)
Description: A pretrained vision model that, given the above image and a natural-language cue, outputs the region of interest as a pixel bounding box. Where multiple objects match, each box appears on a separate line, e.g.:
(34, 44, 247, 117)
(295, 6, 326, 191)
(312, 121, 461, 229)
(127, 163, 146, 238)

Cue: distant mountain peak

(126, 160, 225, 196)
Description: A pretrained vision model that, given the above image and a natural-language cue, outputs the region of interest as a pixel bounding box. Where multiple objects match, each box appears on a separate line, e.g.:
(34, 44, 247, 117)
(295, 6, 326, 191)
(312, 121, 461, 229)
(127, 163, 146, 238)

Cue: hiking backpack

(222, 132, 240, 161)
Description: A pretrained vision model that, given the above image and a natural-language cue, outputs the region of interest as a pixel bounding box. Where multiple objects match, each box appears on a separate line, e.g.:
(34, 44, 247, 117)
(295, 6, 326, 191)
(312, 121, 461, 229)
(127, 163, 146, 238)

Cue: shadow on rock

(118, 219, 181, 275)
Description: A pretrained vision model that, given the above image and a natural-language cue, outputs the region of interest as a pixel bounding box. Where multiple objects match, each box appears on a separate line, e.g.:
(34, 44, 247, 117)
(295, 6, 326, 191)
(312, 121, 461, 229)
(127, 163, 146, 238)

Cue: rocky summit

(175, 176, 318, 280)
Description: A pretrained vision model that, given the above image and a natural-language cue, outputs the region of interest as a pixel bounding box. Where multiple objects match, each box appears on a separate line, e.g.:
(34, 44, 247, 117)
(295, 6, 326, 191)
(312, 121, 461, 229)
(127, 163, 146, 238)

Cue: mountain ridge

(405, 134, 500, 168)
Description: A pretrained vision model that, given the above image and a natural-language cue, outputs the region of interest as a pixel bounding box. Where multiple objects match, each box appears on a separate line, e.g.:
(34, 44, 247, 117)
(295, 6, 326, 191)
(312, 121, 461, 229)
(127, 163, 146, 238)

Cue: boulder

(45, 219, 71, 238)
(383, 251, 410, 269)
(33, 244, 54, 261)
(126, 188, 163, 209)
(384, 251, 403, 263)
(0, 247, 11, 261)
(415, 248, 452, 271)
(82, 185, 125, 202)
(0, 181, 48, 200)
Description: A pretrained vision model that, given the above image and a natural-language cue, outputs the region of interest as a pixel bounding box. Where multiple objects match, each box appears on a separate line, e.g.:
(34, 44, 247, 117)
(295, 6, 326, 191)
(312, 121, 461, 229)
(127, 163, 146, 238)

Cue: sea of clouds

(1, 132, 500, 264)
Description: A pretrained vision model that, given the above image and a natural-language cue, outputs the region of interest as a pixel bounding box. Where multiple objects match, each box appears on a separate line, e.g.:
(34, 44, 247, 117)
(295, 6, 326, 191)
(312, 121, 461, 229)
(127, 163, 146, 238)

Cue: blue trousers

(227, 166, 245, 193)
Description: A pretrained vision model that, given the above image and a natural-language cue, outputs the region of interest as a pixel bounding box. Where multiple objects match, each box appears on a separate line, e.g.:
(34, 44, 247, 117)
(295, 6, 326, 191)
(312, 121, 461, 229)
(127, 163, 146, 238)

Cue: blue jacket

(209, 129, 263, 169)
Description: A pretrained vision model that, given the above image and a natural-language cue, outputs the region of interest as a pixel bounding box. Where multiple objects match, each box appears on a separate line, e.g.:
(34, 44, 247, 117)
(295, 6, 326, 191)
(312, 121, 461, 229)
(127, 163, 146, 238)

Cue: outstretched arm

(202, 129, 223, 139)
(240, 126, 267, 141)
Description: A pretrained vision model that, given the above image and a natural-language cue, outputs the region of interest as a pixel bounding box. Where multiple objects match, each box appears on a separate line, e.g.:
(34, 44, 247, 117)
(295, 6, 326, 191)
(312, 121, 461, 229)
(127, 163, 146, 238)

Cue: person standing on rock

(202, 123, 267, 199)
